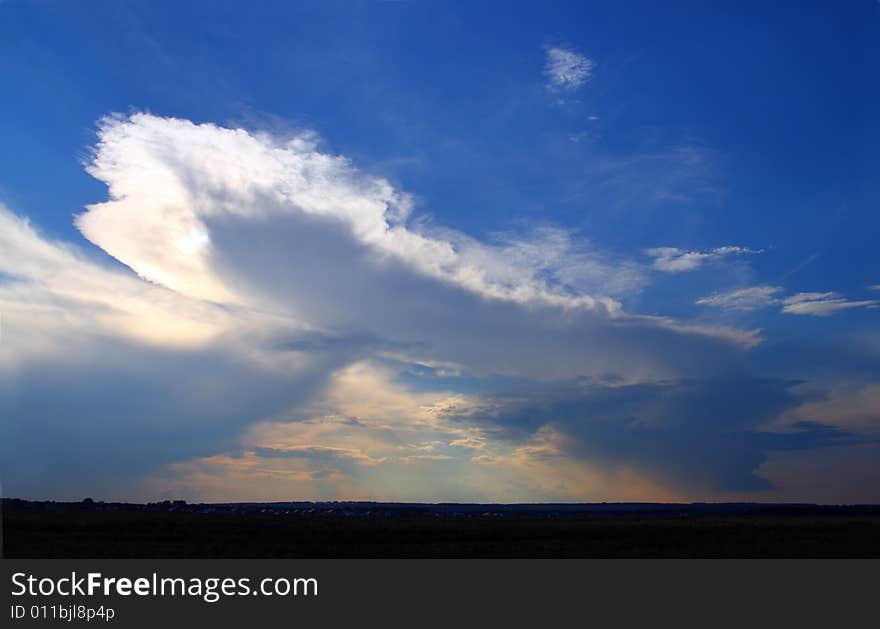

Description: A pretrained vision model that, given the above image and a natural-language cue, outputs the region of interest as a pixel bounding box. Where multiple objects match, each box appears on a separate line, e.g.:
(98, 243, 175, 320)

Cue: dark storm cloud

(455, 378, 856, 492)
(0, 338, 349, 499)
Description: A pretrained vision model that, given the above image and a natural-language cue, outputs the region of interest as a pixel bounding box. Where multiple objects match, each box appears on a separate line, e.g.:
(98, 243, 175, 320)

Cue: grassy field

(5, 510, 880, 557)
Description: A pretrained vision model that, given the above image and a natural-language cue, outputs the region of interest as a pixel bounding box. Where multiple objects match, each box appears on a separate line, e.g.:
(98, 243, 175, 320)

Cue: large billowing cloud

(74, 113, 759, 379)
(0, 206, 355, 498)
(79, 114, 624, 311)
(1, 113, 876, 501)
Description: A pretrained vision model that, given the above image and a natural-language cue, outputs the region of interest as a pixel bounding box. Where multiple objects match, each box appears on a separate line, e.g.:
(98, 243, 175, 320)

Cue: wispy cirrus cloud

(696, 286, 879, 317)
(544, 46, 593, 91)
(781, 292, 880, 317)
(696, 286, 784, 311)
(646, 246, 761, 272)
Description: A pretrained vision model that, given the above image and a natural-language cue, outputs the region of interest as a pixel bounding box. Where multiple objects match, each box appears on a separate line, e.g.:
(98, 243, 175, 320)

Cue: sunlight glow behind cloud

(1, 112, 876, 503)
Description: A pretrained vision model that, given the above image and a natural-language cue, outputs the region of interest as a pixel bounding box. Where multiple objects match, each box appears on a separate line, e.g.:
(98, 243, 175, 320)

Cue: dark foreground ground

(4, 500, 880, 557)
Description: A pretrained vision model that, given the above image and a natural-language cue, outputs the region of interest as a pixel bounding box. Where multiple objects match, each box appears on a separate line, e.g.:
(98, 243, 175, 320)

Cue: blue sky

(1, 1, 878, 502)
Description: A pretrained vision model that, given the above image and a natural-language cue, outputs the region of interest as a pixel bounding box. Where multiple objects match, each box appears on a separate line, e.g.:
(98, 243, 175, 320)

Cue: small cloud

(871, 285, 880, 291)
(781, 292, 879, 317)
(253, 445, 386, 466)
(449, 436, 486, 450)
(646, 246, 761, 272)
(587, 115, 600, 121)
(398, 454, 454, 464)
(697, 286, 879, 317)
(696, 286, 783, 311)
(544, 46, 593, 92)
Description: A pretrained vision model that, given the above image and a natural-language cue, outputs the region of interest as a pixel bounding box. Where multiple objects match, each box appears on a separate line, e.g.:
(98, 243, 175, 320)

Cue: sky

(1, 0, 878, 503)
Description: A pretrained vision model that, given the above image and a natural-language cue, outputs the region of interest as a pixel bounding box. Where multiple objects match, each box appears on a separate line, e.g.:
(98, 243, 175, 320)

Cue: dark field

(5, 501, 880, 557)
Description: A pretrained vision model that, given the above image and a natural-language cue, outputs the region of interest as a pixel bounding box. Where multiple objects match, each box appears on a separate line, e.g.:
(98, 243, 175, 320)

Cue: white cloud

(74, 113, 756, 363)
(696, 285, 878, 317)
(544, 46, 593, 91)
(0, 206, 231, 355)
(0, 114, 758, 392)
(696, 286, 783, 311)
(1, 113, 770, 499)
(79, 114, 625, 313)
(781, 292, 879, 317)
(646, 246, 761, 272)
